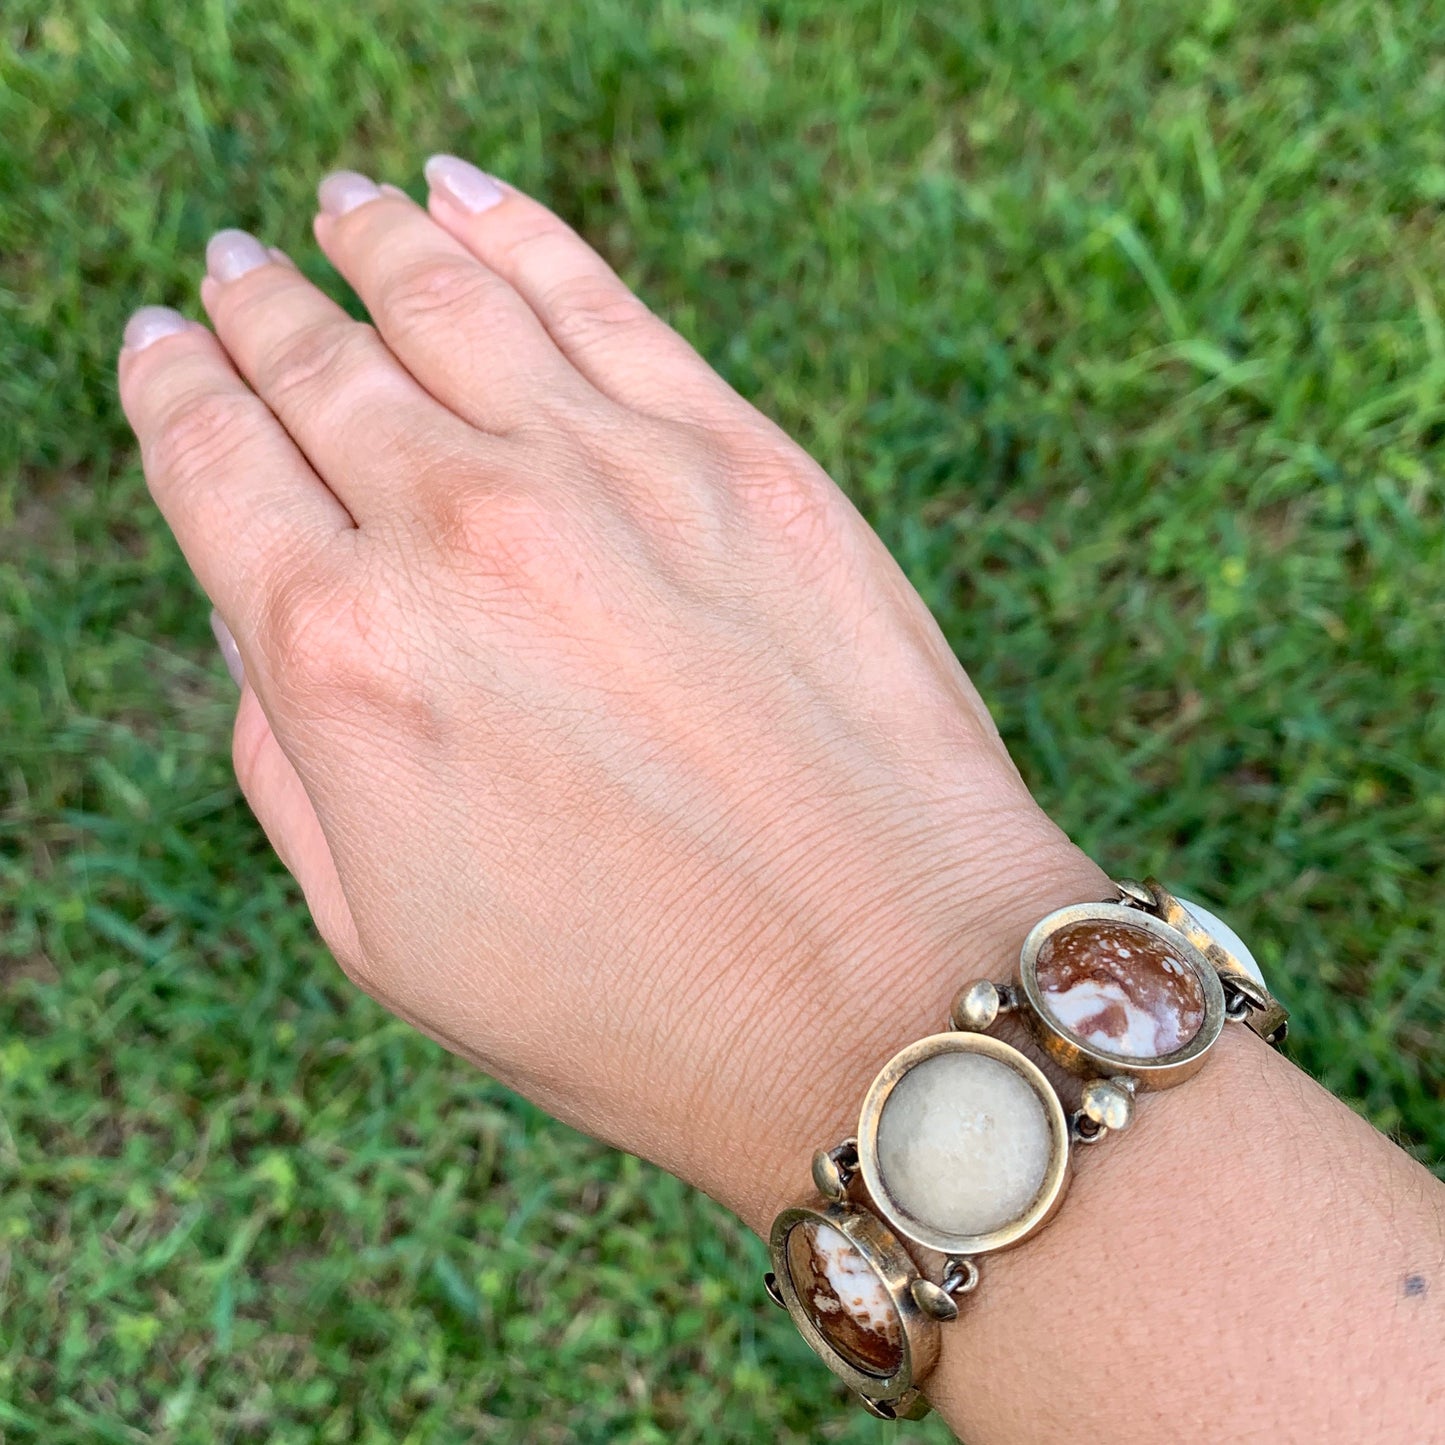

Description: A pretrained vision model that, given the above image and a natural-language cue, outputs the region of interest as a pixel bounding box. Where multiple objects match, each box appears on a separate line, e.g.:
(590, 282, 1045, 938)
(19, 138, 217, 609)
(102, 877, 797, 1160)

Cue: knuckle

(490, 218, 567, 271)
(147, 390, 250, 484)
(261, 566, 370, 690)
(261, 321, 378, 408)
(724, 437, 844, 548)
(380, 254, 504, 326)
(431, 481, 576, 589)
(259, 564, 435, 728)
(544, 275, 652, 352)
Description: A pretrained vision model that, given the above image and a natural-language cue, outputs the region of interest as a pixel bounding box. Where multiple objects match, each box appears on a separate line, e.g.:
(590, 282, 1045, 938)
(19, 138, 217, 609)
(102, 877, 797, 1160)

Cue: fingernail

(210, 610, 245, 689)
(206, 229, 271, 283)
(318, 170, 382, 217)
(423, 154, 505, 214)
(267, 246, 297, 268)
(122, 305, 190, 352)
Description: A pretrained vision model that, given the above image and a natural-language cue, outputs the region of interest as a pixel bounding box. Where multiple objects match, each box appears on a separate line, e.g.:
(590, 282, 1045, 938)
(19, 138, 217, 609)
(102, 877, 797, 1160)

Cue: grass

(2, 0, 1443, 1439)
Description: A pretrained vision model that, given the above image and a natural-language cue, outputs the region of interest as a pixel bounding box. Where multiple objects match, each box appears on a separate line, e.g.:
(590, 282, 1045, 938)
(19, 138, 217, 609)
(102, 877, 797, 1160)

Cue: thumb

(213, 611, 359, 965)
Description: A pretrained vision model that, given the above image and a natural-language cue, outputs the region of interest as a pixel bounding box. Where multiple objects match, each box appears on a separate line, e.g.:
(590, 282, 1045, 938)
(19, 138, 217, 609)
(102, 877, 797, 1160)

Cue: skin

(117, 161, 1445, 1442)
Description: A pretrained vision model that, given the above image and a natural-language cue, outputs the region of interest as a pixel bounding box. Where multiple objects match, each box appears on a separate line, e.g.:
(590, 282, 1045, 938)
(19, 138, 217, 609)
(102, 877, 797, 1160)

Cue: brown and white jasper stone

(784, 1219, 904, 1377)
(1033, 918, 1207, 1059)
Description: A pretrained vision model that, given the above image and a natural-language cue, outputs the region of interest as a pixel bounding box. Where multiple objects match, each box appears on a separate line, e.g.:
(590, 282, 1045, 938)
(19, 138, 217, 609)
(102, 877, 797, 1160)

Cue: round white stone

(1176, 895, 1267, 988)
(875, 1051, 1052, 1239)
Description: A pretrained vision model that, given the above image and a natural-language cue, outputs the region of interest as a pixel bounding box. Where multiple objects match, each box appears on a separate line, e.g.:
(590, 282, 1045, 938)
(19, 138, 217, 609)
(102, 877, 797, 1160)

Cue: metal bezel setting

(1018, 901, 1226, 1089)
(767, 1201, 939, 1411)
(1146, 881, 1289, 1044)
(763, 878, 1290, 1420)
(856, 1032, 1071, 1256)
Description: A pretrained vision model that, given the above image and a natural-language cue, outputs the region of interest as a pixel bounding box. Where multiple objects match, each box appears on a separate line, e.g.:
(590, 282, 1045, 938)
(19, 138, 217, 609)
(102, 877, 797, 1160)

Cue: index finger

(117, 305, 352, 630)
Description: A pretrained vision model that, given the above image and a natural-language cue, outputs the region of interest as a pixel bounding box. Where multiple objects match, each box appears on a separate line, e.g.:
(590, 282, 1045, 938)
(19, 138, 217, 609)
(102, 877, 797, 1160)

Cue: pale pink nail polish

(206, 229, 271, 283)
(318, 170, 382, 217)
(424, 154, 505, 214)
(123, 305, 191, 352)
(210, 610, 245, 689)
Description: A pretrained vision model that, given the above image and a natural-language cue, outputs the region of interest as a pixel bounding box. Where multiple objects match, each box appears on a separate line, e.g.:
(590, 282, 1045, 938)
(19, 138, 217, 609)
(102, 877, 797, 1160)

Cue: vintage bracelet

(763, 877, 1289, 1420)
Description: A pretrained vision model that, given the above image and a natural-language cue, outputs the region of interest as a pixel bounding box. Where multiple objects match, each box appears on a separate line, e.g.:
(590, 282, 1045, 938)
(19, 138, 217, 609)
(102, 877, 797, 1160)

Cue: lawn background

(2, 1, 1443, 1440)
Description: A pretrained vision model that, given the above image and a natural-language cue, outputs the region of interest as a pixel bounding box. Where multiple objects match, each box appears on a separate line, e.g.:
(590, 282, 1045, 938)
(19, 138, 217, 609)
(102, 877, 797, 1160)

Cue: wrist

(697, 813, 1109, 1235)
(744, 856, 1445, 1443)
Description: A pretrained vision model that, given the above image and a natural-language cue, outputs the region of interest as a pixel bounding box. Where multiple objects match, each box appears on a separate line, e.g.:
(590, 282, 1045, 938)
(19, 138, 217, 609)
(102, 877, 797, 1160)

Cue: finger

(199, 230, 484, 519)
(230, 679, 359, 964)
(311, 171, 598, 435)
(118, 306, 350, 626)
(422, 155, 740, 425)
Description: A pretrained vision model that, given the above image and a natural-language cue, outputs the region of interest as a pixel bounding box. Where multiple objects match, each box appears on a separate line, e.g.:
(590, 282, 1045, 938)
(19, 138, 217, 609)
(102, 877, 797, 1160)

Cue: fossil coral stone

(1035, 918, 1206, 1059)
(874, 1051, 1054, 1240)
(784, 1220, 904, 1376)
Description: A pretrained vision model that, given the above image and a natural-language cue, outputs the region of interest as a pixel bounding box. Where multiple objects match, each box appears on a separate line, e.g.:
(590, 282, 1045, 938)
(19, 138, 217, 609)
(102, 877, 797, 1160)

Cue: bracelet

(763, 877, 1289, 1421)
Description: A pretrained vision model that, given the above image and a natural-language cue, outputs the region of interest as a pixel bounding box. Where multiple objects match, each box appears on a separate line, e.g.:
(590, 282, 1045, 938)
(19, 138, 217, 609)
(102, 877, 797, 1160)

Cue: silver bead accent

(810, 1138, 858, 1201)
(811, 1149, 846, 1201)
(1115, 878, 1156, 909)
(950, 979, 1001, 1032)
(1079, 1077, 1135, 1132)
(910, 1277, 959, 1321)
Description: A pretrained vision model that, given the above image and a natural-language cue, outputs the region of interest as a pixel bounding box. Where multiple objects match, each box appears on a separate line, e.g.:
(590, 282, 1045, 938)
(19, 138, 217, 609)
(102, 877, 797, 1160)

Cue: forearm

(740, 850, 1445, 1443)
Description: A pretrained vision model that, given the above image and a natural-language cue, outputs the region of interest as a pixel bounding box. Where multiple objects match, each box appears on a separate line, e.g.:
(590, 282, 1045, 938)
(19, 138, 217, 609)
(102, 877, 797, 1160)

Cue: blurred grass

(2, 0, 1444, 1439)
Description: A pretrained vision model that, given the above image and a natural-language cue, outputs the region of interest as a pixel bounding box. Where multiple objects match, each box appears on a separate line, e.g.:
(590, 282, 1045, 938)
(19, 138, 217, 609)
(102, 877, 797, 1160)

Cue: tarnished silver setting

(1018, 901, 1226, 1089)
(1080, 1076, 1136, 1131)
(767, 1201, 941, 1417)
(1132, 878, 1290, 1045)
(811, 1137, 858, 1201)
(857, 1032, 1072, 1256)
(941, 1256, 981, 1297)
(910, 1277, 959, 1321)
(950, 977, 1002, 1032)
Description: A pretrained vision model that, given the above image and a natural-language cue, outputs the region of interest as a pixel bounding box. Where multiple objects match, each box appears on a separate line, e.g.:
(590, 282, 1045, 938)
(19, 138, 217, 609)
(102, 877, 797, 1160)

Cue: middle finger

(200, 229, 484, 522)
(311, 172, 599, 435)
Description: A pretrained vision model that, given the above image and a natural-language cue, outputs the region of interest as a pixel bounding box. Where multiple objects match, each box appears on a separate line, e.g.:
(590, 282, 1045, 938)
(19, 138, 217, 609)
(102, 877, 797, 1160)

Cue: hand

(118, 158, 1104, 1230)
(116, 160, 1445, 1445)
